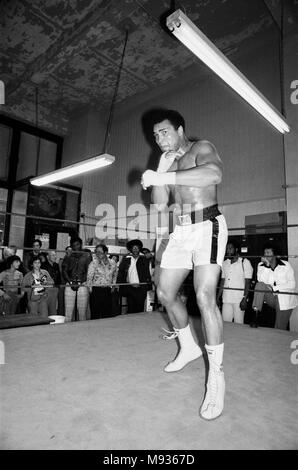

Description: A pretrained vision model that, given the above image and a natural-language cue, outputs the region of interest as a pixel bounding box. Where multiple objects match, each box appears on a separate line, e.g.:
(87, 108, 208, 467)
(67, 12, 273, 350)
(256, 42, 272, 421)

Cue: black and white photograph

(0, 0, 297, 454)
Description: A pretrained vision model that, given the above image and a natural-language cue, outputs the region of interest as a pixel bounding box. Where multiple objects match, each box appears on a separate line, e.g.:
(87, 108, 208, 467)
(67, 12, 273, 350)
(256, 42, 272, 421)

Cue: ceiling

(1, 0, 297, 135)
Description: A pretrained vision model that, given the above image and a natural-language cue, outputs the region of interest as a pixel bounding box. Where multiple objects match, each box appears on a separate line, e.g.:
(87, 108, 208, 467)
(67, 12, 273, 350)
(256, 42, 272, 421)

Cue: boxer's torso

(167, 141, 218, 213)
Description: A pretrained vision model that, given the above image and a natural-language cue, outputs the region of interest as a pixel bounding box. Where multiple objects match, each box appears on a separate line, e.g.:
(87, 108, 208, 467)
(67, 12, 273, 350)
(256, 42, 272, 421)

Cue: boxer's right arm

(157, 152, 176, 173)
(140, 152, 171, 210)
(152, 151, 176, 210)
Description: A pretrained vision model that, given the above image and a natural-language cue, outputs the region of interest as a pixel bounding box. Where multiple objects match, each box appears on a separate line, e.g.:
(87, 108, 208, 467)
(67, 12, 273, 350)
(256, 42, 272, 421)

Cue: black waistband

(177, 204, 221, 224)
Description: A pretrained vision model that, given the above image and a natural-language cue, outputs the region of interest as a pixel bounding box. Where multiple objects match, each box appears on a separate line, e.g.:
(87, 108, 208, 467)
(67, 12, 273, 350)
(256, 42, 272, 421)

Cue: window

(17, 132, 57, 180)
(9, 188, 28, 249)
(0, 188, 8, 246)
(0, 124, 11, 180)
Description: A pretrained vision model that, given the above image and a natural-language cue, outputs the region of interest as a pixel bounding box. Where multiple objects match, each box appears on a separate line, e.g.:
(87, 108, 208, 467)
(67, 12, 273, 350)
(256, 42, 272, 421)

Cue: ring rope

(2, 210, 298, 231)
(0, 282, 298, 297)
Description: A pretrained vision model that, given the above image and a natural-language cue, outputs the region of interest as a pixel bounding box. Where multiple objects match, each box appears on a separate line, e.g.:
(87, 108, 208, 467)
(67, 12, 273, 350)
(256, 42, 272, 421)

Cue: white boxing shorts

(160, 204, 228, 270)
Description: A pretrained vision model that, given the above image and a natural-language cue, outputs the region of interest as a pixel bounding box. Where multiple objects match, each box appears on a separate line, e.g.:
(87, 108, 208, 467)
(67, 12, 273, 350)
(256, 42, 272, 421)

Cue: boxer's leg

(195, 264, 225, 421)
(158, 267, 202, 372)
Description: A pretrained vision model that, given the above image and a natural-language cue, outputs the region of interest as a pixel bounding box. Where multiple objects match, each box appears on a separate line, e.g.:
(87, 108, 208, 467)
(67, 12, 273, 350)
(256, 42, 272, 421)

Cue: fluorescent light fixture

(30, 153, 115, 186)
(166, 9, 290, 134)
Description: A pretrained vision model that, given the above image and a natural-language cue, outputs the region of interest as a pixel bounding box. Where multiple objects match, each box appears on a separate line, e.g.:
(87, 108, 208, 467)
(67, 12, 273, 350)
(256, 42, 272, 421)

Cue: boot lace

(160, 327, 179, 340)
(208, 369, 218, 405)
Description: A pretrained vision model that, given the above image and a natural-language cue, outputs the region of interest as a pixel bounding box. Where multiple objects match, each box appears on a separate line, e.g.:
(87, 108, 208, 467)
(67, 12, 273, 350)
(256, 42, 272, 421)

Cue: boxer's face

(153, 119, 182, 152)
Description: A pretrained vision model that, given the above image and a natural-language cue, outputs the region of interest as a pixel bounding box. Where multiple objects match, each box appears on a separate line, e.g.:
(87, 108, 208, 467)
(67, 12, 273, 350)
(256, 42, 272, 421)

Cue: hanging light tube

(30, 29, 131, 187)
(166, 9, 290, 134)
(30, 153, 115, 186)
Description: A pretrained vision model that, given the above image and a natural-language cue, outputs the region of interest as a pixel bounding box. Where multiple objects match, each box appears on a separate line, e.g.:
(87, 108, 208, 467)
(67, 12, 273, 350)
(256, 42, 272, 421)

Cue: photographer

(62, 237, 91, 322)
(251, 243, 298, 329)
(22, 256, 54, 317)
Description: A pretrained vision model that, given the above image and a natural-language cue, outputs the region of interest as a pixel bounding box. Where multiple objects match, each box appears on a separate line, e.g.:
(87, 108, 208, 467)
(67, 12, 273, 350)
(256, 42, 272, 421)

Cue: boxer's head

(152, 109, 185, 153)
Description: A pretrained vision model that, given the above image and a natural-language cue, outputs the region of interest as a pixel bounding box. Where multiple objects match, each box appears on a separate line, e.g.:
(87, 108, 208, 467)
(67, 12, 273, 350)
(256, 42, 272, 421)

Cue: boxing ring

(1, 310, 297, 450)
(1, 207, 298, 450)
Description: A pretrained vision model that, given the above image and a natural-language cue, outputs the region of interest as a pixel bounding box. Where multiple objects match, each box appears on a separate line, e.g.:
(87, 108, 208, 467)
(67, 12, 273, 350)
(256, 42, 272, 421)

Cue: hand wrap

(141, 170, 176, 189)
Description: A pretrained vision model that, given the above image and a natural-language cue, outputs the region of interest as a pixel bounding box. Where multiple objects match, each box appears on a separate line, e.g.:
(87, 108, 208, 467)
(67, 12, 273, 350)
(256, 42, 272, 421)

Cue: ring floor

(0, 311, 297, 450)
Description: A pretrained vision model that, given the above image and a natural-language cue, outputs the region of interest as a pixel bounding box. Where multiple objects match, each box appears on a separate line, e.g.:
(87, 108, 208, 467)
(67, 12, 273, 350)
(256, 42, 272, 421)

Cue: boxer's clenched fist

(141, 169, 176, 189)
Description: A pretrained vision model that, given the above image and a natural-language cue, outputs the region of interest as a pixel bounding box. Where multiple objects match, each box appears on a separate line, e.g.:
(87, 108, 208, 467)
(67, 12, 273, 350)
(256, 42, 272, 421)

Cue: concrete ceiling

(1, 0, 297, 134)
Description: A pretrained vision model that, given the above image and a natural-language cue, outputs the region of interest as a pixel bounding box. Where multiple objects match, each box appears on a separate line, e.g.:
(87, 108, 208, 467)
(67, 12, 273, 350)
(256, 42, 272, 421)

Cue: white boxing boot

(162, 324, 202, 372)
(200, 343, 225, 420)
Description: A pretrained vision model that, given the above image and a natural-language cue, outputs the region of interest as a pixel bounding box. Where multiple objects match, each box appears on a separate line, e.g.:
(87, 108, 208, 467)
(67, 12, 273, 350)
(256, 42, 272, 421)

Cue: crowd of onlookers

(161, 238, 297, 331)
(0, 237, 156, 322)
(0, 236, 297, 330)
(215, 239, 298, 330)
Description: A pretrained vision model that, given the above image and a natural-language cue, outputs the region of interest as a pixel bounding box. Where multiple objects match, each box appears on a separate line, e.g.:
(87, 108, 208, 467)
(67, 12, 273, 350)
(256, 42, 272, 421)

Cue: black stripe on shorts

(210, 216, 219, 264)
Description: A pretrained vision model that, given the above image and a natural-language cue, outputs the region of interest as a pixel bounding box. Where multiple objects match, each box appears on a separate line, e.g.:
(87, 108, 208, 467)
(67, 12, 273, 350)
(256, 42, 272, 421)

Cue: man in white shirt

(252, 244, 298, 330)
(217, 240, 253, 324)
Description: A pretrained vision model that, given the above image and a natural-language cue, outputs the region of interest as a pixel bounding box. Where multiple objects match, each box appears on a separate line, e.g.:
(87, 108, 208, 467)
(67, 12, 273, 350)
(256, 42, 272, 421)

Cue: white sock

(200, 343, 225, 420)
(164, 324, 202, 373)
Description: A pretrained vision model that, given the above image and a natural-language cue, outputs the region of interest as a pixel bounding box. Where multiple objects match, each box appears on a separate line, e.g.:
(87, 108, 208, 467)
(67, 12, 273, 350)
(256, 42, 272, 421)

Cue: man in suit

(117, 240, 151, 313)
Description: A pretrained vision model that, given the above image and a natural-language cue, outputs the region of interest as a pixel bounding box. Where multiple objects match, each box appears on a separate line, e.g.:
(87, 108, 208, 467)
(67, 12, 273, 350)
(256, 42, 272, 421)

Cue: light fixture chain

(103, 28, 129, 154)
(35, 86, 41, 176)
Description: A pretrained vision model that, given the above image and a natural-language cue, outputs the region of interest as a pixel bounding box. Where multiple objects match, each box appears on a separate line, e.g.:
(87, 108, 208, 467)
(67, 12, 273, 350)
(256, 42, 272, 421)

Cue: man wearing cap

(117, 240, 151, 313)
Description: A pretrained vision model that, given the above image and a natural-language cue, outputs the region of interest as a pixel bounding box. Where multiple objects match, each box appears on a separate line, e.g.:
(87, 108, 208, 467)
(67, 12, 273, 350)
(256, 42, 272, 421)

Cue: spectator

(217, 240, 253, 324)
(0, 255, 24, 315)
(42, 251, 61, 316)
(42, 251, 61, 286)
(59, 245, 72, 280)
(24, 239, 47, 272)
(39, 252, 47, 265)
(117, 239, 151, 313)
(22, 257, 54, 317)
(87, 244, 118, 319)
(251, 244, 298, 330)
(65, 245, 72, 256)
(62, 237, 91, 322)
(109, 255, 120, 315)
(142, 248, 155, 277)
(142, 248, 157, 311)
(0, 246, 26, 275)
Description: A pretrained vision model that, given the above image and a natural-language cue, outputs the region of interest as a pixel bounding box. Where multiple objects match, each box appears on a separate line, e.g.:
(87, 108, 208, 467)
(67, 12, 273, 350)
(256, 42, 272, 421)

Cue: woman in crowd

(22, 256, 54, 317)
(0, 255, 24, 315)
(87, 244, 118, 319)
